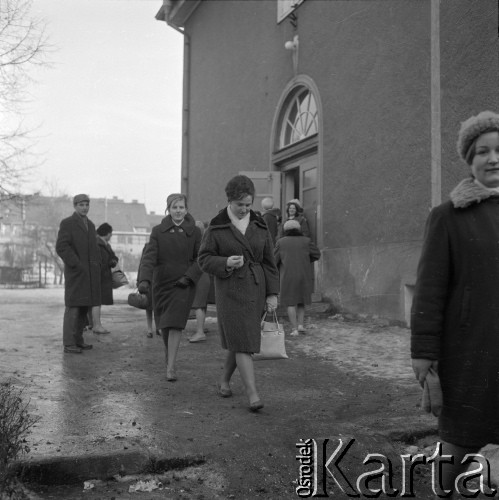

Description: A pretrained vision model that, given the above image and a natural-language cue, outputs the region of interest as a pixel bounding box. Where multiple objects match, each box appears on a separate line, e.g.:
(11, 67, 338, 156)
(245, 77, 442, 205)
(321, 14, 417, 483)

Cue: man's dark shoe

(76, 343, 93, 350)
(64, 345, 82, 354)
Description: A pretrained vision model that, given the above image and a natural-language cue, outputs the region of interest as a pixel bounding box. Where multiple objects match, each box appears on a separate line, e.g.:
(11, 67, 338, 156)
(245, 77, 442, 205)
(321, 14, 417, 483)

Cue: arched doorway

(240, 76, 322, 247)
(271, 77, 322, 246)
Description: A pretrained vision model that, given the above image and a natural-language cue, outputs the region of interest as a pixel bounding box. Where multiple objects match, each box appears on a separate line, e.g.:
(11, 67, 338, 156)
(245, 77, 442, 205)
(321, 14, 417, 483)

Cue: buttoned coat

(198, 208, 280, 353)
(56, 212, 101, 307)
(274, 232, 321, 306)
(97, 237, 118, 305)
(140, 213, 202, 330)
(411, 178, 499, 446)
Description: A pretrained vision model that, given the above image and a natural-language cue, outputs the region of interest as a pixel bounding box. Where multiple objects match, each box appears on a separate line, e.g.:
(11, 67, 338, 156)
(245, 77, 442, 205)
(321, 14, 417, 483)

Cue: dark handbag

(112, 267, 129, 289)
(127, 290, 149, 309)
(253, 311, 288, 361)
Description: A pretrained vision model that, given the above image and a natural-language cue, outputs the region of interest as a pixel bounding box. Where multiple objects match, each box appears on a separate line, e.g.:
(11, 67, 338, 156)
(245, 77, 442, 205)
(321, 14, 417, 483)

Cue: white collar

(227, 206, 250, 235)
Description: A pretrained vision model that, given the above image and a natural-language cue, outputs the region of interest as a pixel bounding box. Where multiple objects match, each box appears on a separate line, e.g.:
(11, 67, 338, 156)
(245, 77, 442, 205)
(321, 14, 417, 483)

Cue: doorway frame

(269, 75, 324, 248)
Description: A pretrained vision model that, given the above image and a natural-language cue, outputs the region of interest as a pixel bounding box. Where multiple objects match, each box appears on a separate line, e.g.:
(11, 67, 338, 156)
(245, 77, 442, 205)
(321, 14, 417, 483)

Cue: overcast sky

(26, 0, 184, 215)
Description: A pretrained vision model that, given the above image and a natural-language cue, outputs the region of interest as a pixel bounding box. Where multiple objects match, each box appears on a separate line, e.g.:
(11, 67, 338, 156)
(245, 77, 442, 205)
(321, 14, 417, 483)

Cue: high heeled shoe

(166, 367, 177, 382)
(249, 400, 264, 412)
(216, 383, 232, 398)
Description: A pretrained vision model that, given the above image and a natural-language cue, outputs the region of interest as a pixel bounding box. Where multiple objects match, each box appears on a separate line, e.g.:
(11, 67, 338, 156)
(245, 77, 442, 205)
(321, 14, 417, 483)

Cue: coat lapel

(229, 224, 256, 261)
(72, 212, 88, 233)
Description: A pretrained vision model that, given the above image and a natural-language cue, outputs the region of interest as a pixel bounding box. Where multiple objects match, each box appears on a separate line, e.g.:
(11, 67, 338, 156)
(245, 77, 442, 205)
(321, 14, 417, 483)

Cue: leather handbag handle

(261, 310, 279, 327)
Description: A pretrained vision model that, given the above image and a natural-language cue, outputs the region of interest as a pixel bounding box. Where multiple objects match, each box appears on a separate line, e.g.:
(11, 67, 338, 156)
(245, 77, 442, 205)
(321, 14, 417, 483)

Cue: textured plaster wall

(298, 1, 431, 250)
(181, 0, 497, 319)
(439, 0, 499, 198)
(185, 0, 295, 221)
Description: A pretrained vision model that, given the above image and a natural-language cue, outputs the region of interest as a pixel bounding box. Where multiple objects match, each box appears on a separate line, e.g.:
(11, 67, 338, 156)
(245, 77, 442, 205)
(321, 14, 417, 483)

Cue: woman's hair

(166, 193, 188, 212)
(284, 227, 303, 237)
(225, 175, 255, 202)
(97, 222, 113, 236)
(286, 202, 303, 217)
(464, 138, 478, 166)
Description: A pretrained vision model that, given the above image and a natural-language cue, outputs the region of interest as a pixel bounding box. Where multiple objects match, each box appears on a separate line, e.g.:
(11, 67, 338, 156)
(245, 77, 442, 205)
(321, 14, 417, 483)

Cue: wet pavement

(1, 286, 445, 498)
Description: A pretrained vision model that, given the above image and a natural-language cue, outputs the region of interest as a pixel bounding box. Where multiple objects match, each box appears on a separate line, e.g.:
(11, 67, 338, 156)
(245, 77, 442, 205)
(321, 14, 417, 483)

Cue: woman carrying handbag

(198, 175, 279, 412)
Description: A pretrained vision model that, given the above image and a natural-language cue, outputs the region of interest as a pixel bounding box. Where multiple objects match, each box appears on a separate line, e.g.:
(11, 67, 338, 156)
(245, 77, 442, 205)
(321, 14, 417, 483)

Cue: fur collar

(450, 178, 499, 208)
(209, 208, 266, 229)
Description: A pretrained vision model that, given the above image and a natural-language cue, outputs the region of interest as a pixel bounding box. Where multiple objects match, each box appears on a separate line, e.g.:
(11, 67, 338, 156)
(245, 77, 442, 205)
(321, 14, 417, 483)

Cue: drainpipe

(430, 0, 441, 207)
(179, 32, 191, 198)
(158, 2, 191, 198)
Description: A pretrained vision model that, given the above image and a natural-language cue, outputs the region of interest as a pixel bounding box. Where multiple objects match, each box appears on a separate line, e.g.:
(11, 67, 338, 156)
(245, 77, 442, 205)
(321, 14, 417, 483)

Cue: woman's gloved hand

(265, 294, 278, 312)
(412, 358, 438, 388)
(138, 281, 150, 294)
(175, 276, 193, 288)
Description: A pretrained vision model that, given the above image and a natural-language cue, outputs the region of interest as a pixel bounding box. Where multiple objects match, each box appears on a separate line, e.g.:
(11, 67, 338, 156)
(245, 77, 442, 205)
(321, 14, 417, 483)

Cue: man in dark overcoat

(56, 194, 101, 353)
(261, 197, 281, 245)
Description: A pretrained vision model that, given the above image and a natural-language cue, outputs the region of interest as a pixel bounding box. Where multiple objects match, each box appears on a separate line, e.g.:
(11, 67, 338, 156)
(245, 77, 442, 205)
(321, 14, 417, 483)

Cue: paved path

(1, 287, 441, 499)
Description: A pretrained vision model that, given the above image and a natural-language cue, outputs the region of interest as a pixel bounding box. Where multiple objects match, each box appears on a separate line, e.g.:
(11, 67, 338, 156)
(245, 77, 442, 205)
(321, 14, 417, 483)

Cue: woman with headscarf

(411, 111, 499, 497)
(198, 175, 279, 412)
(274, 219, 320, 336)
(138, 194, 202, 381)
(278, 199, 310, 239)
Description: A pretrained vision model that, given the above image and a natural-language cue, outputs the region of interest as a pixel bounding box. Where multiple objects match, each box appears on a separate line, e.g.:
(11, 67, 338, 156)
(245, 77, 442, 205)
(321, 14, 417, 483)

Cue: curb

(15, 450, 206, 486)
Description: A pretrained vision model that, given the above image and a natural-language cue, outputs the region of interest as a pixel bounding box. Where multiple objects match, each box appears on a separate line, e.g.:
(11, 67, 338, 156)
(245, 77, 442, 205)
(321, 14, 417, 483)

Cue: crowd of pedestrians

(54, 110, 499, 495)
(54, 174, 320, 411)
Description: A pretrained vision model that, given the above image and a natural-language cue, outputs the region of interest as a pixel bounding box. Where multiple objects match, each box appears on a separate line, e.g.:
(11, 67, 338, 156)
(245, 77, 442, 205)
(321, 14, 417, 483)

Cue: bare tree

(0, 0, 48, 202)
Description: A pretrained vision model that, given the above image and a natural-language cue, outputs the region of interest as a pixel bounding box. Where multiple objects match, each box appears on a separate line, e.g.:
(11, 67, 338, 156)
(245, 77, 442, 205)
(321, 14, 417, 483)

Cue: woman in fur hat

(278, 199, 310, 239)
(411, 111, 499, 497)
(138, 194, 203, 381)
(274, 219, 320, 336)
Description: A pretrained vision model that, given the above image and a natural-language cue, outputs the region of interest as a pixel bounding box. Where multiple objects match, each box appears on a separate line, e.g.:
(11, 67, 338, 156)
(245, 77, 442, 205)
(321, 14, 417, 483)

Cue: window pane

(279, 87, 318, 149)
(303, 168, 317, 189)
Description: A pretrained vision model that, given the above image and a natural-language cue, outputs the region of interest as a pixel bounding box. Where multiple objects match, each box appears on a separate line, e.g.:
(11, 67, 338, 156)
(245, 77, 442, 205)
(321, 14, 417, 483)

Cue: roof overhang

(156, 0, 202, 29)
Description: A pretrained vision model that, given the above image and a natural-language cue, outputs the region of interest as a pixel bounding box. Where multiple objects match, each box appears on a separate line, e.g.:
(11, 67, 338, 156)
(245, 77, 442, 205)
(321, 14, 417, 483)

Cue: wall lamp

(284, 35, 299, 75)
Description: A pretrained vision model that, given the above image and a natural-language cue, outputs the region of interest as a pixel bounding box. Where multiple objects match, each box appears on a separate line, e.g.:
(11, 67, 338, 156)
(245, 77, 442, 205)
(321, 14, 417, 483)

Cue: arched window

(278, 86, 318, 149)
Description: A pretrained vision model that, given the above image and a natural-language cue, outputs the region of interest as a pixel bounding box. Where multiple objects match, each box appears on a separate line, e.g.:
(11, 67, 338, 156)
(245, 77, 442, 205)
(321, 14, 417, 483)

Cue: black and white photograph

(0, 1, 498, 498)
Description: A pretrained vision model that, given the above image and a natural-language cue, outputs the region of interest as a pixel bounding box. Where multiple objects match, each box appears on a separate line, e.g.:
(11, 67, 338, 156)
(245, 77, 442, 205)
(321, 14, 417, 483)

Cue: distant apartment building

(0, 195, 161, 285)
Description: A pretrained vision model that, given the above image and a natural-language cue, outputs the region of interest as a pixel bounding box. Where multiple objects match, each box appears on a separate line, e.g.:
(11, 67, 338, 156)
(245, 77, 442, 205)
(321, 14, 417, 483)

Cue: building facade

(161, 0, 498, 321)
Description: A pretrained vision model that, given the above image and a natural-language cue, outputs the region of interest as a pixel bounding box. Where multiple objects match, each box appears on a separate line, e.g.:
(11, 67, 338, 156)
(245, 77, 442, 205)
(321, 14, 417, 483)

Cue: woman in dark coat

(137, 242, 156, 338)
(91, 222, 118, 334)
(189, 220, 211, 344)
(138, 194, 202, 381)
(274, 219, 320, 336)
(411, 110, 499, 497)
(198, 175, 279, 412)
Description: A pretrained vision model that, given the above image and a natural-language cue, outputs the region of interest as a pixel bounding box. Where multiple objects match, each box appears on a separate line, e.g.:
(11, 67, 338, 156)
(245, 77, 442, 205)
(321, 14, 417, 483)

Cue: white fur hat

(283, 219, 301, 232)
(457, 110, 499, 164)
